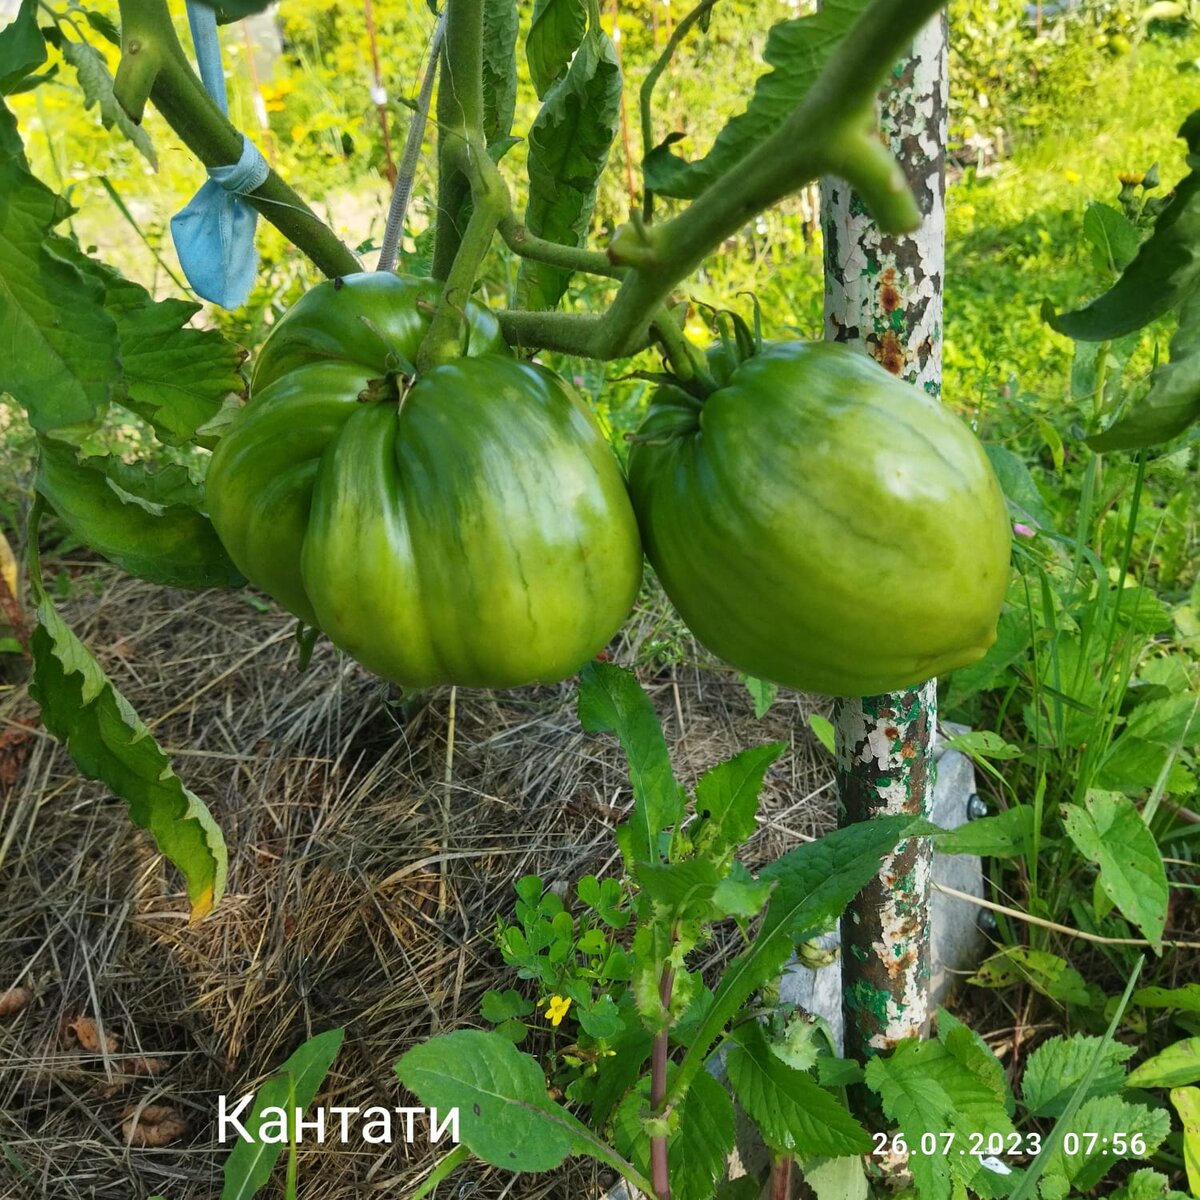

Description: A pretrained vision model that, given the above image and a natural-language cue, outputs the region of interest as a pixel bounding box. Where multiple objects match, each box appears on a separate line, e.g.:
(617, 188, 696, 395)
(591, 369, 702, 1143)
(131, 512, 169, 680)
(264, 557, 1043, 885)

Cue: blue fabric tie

(170, 1, 268, 309)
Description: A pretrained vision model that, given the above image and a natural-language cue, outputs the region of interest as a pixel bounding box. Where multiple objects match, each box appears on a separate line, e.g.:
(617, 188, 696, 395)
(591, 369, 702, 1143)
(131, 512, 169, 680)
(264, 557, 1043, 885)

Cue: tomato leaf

(520, 30, 621, 311)
(526, 0, 586, 99)
(59, 37, 156, 168)
(644, 0, 868, 199)
(30, 590, 227, 919)
(482, 0, 519, 150)
(220, 1029, 345, 1200)
(0, 162, 118, 437)
(36, 439, 245, 590)
(0, 0, 46, 94)
(1049, 111, 1200, 341)
(1088, 285, 1200, 450)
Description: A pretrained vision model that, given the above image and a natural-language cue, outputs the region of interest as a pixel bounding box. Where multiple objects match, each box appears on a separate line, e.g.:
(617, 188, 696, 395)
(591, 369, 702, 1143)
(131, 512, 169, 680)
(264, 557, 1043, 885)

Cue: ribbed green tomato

(627, 342, 1012, 697)
(206, 273, 642, 689)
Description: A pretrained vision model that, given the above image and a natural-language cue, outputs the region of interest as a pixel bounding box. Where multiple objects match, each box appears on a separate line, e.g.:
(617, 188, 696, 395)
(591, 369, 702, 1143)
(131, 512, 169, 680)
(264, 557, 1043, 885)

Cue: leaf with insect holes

(59, 39, 155, 167)
(1170, 1088, 1200, 1198)
(220, 1029, 344, 1200)
(1048, 111, 1200, 342)
(520, 30, 621, 311)
(1020, 1034, 1136, 1118)
(396, 1030, 646, 1184)
(644, 0, 869, 199)
(1061, 790, 1168, 949)
(970, 947, 1093, 1007)
(727, 1022, 869, 1157)
(578, 662, 684, 867)
(30, 593, 227, 920)
(1127, 1038, 1200, 1089)
(1133, 984, 1200, 1013)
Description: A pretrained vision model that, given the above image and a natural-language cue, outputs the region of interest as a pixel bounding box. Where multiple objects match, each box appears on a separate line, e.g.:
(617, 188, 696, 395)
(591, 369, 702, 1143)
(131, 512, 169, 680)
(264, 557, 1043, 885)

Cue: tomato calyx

(357, 371, 410, 405)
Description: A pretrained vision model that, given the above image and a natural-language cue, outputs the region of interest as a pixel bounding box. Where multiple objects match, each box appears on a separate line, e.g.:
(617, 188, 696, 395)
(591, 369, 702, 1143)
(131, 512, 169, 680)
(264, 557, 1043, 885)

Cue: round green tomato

(627, 342, 1012, 697)
(207, 273, 642, 689)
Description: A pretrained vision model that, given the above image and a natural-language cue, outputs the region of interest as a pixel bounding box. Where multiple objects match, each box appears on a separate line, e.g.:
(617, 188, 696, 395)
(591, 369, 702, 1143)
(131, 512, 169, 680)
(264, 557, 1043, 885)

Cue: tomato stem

(112, 0, 360, 280)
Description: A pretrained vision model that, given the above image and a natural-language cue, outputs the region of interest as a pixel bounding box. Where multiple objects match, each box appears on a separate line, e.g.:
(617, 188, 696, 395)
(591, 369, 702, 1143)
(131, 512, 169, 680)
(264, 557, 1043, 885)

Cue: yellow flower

(1117, 171, 1144, 186)
(1063, 169, 1082, 184)
(545, 995, 572, 1027)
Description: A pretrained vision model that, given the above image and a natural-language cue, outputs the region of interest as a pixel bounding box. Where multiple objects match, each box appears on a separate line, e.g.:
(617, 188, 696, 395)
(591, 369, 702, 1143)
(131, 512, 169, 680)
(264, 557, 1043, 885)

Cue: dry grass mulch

(0, 563, 835, 1200)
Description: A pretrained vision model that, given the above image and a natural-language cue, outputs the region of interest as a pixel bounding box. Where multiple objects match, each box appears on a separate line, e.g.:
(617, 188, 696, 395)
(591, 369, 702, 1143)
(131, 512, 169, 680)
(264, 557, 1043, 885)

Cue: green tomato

(627, 342, 1012, 697)
(207, 273, 642, 689)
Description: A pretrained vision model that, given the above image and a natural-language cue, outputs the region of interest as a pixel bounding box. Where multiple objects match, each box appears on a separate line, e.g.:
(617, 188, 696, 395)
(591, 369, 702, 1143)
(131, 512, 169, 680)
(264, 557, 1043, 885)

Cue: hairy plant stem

(431, 0, 485, 279)
(497, 0, 945, 359)
(651, 306, 713, 390)
(112, 0, 359, 279)
(639, 0, 723, 223)
(649, 961, 676, 1200)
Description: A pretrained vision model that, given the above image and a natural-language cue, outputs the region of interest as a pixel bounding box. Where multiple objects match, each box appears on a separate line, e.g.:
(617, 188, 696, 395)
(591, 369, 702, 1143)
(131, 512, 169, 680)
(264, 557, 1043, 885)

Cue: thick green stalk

(113, 0, 359, 279)
(495, 0, 944, 359)
(431, 0, 486, 279)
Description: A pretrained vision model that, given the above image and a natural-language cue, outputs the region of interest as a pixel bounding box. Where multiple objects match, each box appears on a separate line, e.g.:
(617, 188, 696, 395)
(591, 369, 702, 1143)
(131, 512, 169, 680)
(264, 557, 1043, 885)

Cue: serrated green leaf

(1133, 984, 1200, 1013)
(578, 662, 684, 867)
(577, 994, 623, 1039)
(1111, 1166, 1192, 1200)
(970, 947, 1093, 1006)
(1020, 1034, 1136, 1118)
(667, 815, 930, 1105)
(983, 443, 1057, 532)
(30, 591, 227, 919)
(1169, 1087, 1200, 1197)
(1083, 201, 1140, 275)
(59, 38, 155, 167)
(526, 0, 586, 98)
(1123, 692, 1200, 746)
(1049, 112, 1200, 341)
(636, 857, 721, 917)
(36, 439, 244, 589)
(220, 1029, 345, 1200)
(644, 0, 868, 199)
(1088, 286, 1200, 450)
(1038, 1094, 1171, 1194)
(102, 460, 205, 509)
(935, 806, 1035, 860)
(82, 9, 121, 47)
(520, 31, 621, 310)
(938, 1009, 1015, 1116)
(0, 0, 45, 94)
(481, 988, 534, 1023)
(693, 742, 786, 858)
(48, 237, 247, 446)
(1127, 1038, 1200, 1089)
(482, 0, 518, 148)
(945, 730, 1024, 760)
(0, 163, 117, 435)
(395, 1030, 647, 1185)
(711, 862, 774, 919)
(671, 1071, 735, 1200)
(727, 1023, 869, 1157)
(1061, 790, 1168, 949)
